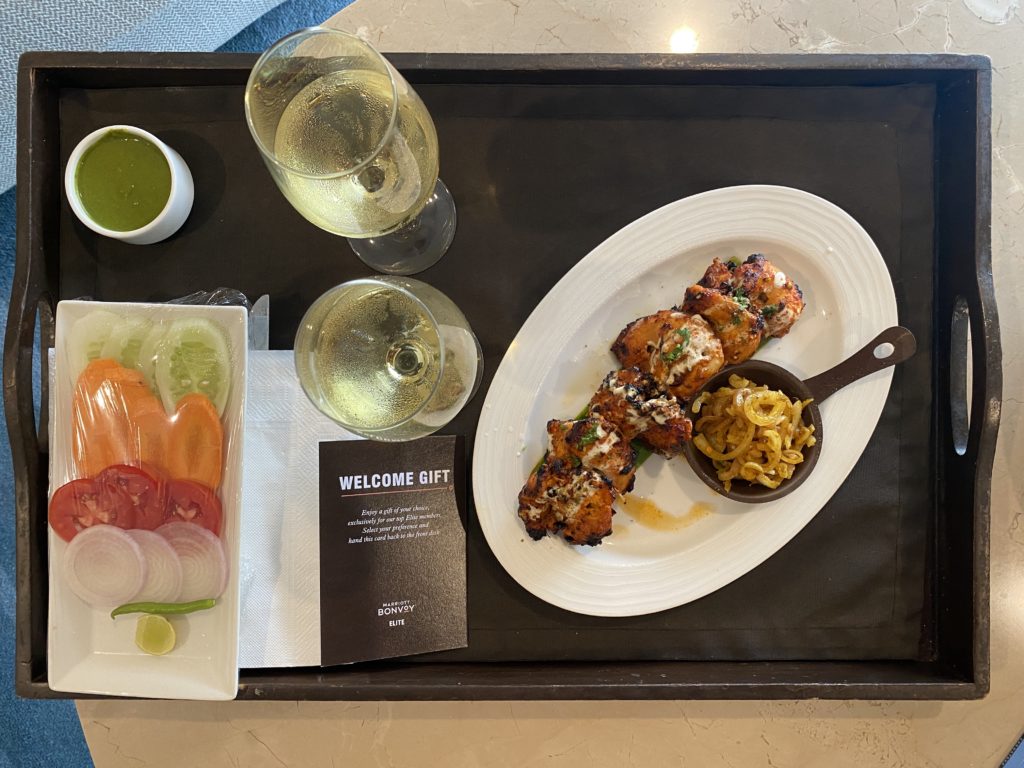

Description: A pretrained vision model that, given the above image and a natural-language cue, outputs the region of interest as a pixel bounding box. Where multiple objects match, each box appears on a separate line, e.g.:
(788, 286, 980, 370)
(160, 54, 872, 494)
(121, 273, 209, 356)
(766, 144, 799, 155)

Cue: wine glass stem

(348, 178, 457, 276)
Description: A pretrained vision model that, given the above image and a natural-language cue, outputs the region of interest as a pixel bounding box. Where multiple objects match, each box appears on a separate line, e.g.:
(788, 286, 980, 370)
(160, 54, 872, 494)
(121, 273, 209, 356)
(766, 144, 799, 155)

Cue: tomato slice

(95, 465, 165, 530)
(48, 477, 136, 542)
(163, 479, 222, 535)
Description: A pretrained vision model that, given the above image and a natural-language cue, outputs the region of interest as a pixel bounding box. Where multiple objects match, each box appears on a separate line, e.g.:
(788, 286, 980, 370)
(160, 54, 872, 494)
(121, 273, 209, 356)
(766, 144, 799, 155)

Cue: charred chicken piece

(587, 368, 693, 457)
(612, 310, 724, 400)
(648, 313, 724, 400)
(587, 368, 657, 441)
(635, 393, 694, 457)
(611, 309, 683, 371)
(517, 463, 616, 546)
(731, 253, 805, 338)
(682, 284, 765, 365)
(696, 257, 736, 293)
(546, 415, 636, 494)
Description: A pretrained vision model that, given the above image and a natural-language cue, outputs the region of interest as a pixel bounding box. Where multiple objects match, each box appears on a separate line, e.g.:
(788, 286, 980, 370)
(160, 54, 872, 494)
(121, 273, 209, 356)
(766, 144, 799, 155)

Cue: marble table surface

(77, 1, 1024, 765)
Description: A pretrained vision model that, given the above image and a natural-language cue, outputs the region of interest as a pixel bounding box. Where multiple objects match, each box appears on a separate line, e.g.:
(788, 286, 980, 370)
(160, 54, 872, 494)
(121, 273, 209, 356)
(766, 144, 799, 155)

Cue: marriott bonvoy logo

(379, 599, 415, 627)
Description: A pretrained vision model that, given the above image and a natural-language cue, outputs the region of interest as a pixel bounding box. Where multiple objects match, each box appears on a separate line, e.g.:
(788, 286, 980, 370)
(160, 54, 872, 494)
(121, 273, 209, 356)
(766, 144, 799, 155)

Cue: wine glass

(244, 27, 456, 275)
(294, 277, 483, 441)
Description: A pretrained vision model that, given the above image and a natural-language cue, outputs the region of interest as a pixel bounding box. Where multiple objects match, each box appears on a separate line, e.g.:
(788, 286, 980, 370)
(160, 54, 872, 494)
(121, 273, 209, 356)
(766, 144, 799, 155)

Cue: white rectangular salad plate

(48, 300, 247, 700)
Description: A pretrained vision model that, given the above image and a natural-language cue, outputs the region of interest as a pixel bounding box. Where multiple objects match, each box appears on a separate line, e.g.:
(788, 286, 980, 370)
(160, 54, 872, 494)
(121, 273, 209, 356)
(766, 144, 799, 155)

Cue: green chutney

(75, 130, 171, 231)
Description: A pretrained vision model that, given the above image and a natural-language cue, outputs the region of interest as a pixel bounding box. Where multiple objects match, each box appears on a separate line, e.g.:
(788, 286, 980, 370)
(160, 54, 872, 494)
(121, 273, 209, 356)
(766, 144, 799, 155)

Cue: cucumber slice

(154, 318, 231, 415)
(136, 325, 167, 391)
(67, 310, 121, 378)
(100, 316, 154, 371)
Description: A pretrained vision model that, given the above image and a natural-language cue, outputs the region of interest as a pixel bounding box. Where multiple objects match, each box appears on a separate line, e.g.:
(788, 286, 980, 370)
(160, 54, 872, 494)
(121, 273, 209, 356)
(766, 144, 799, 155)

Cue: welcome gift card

(318, 435, 467, 666)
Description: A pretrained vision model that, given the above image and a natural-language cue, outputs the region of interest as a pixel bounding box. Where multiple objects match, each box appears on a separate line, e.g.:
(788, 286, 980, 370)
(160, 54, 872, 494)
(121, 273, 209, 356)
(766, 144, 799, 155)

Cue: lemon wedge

(135, 614, 176, 655)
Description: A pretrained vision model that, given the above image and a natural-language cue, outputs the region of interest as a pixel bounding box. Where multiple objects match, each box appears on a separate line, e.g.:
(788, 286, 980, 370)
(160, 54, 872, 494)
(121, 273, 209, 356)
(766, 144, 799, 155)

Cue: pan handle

(803, 326, 917, 403)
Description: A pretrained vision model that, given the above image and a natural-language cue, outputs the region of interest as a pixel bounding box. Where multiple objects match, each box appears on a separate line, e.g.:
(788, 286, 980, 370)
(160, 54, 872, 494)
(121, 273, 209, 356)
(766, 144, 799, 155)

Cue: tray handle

(950, 296, 970, 456)
(3, 287, 47, 475)
(2, 190, 51, 690)
(950, 287, 1002, 463)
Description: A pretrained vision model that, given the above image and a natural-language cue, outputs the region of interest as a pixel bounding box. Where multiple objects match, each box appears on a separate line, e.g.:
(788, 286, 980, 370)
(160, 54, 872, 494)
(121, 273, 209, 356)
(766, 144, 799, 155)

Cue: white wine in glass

(294, 277, 483, 441)
(245, 27, 456, 274)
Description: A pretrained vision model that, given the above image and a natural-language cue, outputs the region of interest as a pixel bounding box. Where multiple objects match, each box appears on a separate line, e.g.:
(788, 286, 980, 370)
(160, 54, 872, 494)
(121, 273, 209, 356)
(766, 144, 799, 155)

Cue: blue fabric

(0, 0, 287, 194)
(221, 0, 353, 52)
(1, 0, 353, 765)
(1005, 733, 1024, 768)
(0, 186, 83, 768)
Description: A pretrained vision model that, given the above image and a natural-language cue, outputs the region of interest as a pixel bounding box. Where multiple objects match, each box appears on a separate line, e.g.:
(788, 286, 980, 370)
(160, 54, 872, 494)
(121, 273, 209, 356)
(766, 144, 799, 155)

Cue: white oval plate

(473, 185, 897, 617)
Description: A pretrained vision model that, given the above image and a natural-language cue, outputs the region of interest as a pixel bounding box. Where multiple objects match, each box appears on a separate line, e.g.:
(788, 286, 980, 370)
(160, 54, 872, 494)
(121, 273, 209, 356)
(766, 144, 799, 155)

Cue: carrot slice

(124, 374, 170, 472)
(71, 359, 166, 477)
(71, 361, 224, 490)
(72, 360, 139, 476)
(166, 393, 223, 490)
(134, 406, 170, 477)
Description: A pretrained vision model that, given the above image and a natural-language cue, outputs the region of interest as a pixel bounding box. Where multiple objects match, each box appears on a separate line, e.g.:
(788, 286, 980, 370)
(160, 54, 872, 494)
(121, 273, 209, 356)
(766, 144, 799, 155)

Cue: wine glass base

(348, 179, 457, 275)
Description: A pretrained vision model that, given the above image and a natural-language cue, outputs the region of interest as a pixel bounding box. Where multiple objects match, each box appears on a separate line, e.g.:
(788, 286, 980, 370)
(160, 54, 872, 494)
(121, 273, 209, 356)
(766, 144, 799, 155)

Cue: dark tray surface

(58, 75, 934, 664)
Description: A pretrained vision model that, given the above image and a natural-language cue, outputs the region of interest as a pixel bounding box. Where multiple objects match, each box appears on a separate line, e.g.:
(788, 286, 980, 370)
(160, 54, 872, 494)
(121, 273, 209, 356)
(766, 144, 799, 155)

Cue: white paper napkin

(238, 350, 355, 668)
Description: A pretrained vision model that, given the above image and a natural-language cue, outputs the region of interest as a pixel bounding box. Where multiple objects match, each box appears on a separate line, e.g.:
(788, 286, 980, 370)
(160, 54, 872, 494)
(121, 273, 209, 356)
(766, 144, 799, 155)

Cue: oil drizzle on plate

(618, 495, 713, 531)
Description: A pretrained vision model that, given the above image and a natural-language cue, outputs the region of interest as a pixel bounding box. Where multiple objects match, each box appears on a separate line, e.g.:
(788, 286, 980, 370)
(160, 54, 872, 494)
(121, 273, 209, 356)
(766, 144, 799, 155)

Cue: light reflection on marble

(77, 1, 1023, 766)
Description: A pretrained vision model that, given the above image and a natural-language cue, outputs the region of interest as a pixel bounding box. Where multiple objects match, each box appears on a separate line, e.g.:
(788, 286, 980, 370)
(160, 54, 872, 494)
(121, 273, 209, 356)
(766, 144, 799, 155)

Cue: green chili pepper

(111, 598, 217, 619)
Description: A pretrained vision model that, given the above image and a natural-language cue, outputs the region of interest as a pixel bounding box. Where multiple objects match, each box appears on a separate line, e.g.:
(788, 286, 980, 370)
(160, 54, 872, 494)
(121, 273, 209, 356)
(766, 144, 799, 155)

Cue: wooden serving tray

(7, 52, 998, 699)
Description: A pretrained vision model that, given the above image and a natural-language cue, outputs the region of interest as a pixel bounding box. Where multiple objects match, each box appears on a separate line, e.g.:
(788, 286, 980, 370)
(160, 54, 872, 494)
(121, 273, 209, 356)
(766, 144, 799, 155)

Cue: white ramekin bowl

(64, 125, 194, 245)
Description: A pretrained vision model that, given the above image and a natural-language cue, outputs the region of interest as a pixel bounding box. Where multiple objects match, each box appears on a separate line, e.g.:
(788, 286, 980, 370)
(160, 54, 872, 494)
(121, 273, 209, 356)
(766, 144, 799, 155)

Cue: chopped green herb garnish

(661, 328, 691, 363)
(662, 345, 686, 364)
(577, 423, 601, 448)
(761, 302, 784, 319)
(730, 311, 742, 326)
(733, 287, 750, 309)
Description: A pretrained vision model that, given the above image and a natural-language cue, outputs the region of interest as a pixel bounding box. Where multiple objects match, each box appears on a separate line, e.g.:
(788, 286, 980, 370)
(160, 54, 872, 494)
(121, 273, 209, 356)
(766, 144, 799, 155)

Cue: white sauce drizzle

(666, 322, 715, 383)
